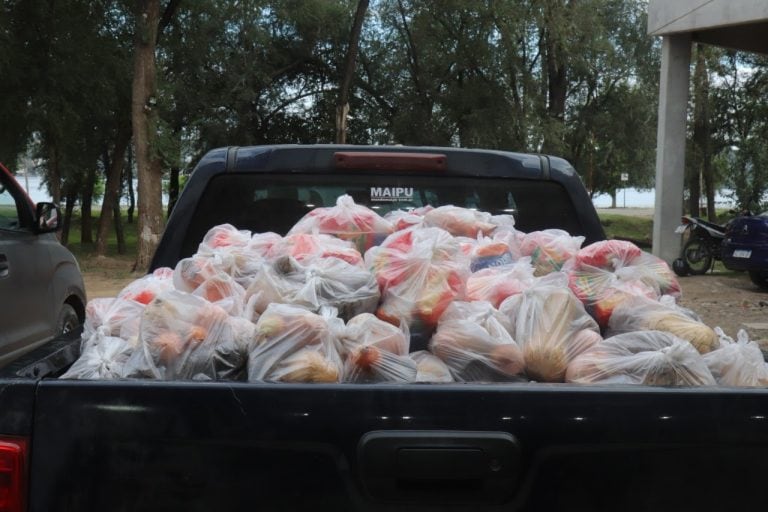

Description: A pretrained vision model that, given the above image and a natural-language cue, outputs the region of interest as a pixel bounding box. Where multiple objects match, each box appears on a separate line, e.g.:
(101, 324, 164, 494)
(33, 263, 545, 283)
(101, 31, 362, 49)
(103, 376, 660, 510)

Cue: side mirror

(35, 202, 61, 233)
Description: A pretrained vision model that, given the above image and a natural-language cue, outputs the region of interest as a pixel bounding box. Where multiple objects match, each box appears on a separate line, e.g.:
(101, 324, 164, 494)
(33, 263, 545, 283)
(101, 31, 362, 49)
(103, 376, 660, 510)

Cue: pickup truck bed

(1, 146, 765, 512)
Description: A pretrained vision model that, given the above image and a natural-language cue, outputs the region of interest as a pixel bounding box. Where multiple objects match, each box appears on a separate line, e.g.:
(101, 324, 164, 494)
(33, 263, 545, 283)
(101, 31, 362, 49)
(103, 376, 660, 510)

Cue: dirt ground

(80, 256, 768, 342)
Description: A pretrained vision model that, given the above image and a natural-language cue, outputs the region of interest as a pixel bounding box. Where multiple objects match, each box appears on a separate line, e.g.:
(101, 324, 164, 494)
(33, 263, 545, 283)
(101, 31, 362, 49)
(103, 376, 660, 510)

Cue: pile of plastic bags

(63, 194, 765, 387)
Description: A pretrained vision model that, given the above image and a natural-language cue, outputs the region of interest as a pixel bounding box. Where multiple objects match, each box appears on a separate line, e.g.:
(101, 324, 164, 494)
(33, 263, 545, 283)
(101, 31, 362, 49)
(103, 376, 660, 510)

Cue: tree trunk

(167, 165, 180, 217)
(132, 0, 164, 273)
(540, 0, 569, 154)
(113, 200, 126, 254)
(80, 167, 97, 244)
(335, 0, 369, 144)
(60, 191, 77, 246)
(47, 143, 62, 205)
(127, 147, 135, 223)
(97, 124, 131, 256)
(611, 190, 617, 209)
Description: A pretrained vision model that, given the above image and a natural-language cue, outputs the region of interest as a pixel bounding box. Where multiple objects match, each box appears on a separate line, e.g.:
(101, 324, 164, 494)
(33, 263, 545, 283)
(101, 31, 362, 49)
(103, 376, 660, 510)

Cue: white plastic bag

(703, 329, 768, 386)
(567, 330, 717, 386)
(411, 351, 454, 383)
(340, 313, 417, 383)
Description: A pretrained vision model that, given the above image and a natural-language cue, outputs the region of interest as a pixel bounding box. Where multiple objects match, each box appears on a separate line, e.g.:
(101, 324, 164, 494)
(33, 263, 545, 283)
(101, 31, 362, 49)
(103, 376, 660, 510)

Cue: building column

(652, 34, 691, 263)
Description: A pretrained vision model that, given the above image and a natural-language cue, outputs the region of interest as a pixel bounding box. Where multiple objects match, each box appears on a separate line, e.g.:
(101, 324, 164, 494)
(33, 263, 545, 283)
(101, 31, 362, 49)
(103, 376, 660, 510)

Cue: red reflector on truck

(0, 438, 27, 512)
(334, 152, 447, 171)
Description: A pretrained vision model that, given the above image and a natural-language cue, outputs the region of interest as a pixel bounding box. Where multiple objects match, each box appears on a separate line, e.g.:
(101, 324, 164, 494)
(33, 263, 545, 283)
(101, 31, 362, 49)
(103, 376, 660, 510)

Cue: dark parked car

(0, 162, 85, 367)
(722, 211, 768, 290)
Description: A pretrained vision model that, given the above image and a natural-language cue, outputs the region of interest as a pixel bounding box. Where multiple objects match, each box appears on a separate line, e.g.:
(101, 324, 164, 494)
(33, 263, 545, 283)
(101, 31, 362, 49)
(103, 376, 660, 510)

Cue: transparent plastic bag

(125, 290, 248, 380)
(366, 228, 469, 344)
(196, 223, 252, 255)
(607, 296, 719, 354)
(422, 205, 498, 238)
(519, 229, 584, 276)
(117, 267, 175, 305)
(288, 194, 393, 253)
(566, 330, 717, 386)
(189, 271, 247, 317)
(411, 351, 454, 383)
(247, 304, 343, 383)
(340, 313, 417, 383)
(430, 301, 524, 382)
(244, 256, 379, 321)
(465, 231, 523, 272)
(197, 225, 276, 287)
(384, 206, 432, 231)
(83, 297, 144, 340)
(568, 268, 659, 328)
(173, 255, 227, 293)
(703, 329, 768, 386)
(269, 233, 364, 267)
(466, 258, 535, 308)
(61, 332, 136, 380)
(568, 242, 682, 323)
(512, 277, 602, 382)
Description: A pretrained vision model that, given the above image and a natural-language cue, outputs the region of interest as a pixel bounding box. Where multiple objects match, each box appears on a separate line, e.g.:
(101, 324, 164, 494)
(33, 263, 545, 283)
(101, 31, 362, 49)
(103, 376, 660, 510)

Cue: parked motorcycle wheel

(682, 239, 712, 275)
(749, 270, 768, 291)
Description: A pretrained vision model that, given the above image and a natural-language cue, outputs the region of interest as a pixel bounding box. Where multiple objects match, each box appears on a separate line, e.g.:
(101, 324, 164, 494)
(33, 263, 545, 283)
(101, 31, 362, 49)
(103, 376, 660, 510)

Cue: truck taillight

(334, 152, 447, 171)
(0, 438, 27, 512)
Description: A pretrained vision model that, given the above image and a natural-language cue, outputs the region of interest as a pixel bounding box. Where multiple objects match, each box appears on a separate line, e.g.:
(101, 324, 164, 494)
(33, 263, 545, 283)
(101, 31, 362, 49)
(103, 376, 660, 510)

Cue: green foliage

(598, 213, 653, 247)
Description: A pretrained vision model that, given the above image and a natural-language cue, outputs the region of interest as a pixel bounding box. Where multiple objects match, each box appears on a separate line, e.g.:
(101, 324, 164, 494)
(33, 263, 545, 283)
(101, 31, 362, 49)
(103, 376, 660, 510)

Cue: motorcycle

(672, 215, 727, 276)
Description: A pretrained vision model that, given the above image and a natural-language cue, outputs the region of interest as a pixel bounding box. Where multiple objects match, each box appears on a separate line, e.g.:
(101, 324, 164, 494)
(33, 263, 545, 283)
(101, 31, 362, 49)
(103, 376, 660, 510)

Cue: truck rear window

(182, 173, 584, 257)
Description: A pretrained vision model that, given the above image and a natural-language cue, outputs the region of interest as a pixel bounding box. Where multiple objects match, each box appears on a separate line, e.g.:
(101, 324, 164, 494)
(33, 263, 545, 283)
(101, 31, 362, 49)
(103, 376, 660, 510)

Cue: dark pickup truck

(1, 145, 766, 512)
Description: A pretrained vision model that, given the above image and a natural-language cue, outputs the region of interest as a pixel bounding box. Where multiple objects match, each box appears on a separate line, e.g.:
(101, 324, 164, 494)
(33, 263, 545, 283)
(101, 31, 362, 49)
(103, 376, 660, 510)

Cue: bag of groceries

(340, 313, 417, 383)
(703, 329, 768, 386)
(465, 258, 535, 308)
(519, 229, 584, 276)
(507, 274, 602, 382)
(567, 330, 717, 386)
(247, 304, 343, 383)
(430, 301, 524, 382)
(411, 350, 454, 383)
(288, 194, 393, 253)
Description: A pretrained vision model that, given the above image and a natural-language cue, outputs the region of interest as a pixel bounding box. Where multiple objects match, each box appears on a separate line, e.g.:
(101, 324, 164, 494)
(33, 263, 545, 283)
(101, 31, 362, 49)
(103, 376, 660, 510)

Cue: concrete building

(647, 0, 768, 263)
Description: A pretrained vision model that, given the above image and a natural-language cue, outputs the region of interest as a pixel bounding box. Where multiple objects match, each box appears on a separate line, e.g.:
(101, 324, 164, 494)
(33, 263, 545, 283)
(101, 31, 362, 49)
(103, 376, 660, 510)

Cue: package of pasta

(422, 205, 499, 238)
(61, 331, 137, 380)
(125, 290, 249, 381)
(566, 330, 716, 386)
(340, 313, 417, 383)
(519, 229, 584, 276)
(366, 228, 469, 345)
(117, 267, 175, 305)
(606, 296, 719, 354)
(466, 258, 535, 308)
(512, 276, 602, 382)
(430, 301, 524, 382)
(703, 329, 768, 387)
(247, 304, 343, 383)
(411, 351, 454, 383)
(288, 195, 393, 253)
(384, 206, 432, 231)
(244, 256, 379, 322)
(465, 231, 524, 272)
(270, 233, 364, 267)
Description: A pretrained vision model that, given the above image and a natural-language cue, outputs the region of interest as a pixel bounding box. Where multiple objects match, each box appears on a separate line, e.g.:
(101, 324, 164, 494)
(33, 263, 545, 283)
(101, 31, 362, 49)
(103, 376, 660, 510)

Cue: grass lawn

(63, 211, 138, 276)
(597, 213, 653, 248)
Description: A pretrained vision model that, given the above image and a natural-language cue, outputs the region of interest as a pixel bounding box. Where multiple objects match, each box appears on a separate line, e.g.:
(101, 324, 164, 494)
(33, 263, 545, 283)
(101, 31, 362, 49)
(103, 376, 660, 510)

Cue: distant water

(592, 188, 736, 209)
(16, 174, 167, 206)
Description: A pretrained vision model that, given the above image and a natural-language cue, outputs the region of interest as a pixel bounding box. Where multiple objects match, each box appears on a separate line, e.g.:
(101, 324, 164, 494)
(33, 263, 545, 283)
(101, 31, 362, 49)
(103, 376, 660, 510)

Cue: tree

(336, 0, 369, 143)
(132, 0, 180, 272)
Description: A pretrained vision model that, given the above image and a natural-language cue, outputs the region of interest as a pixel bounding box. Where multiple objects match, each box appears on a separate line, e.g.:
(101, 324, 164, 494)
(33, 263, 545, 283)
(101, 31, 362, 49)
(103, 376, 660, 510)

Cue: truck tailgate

(29, 381, 768, 511)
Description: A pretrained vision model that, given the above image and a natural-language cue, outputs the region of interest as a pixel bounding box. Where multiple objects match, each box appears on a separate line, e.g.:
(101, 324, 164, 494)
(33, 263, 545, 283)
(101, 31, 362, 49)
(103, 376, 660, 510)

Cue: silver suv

(0, 163, 85, 367)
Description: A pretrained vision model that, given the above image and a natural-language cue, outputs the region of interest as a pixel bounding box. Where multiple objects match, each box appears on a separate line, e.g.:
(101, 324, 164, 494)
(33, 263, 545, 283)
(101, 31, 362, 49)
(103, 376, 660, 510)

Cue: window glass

(182, 172, 584, 258)
(0, 180, 21, 231)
